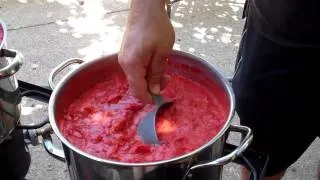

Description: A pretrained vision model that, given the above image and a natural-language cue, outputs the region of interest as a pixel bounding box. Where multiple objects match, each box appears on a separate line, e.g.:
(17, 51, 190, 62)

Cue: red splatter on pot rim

(0, 20, 7, 49)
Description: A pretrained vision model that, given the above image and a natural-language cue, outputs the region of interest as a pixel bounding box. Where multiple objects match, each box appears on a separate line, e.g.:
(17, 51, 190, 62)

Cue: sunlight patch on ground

(171, 20, 184, 28)
(115, 0, 128, 3)
(51, 0, 126, 59)
(173, 43, 181, 50)
(21, 104, 44, 116)
(47, 0, 78, 5)
(18, 0, 28, 4)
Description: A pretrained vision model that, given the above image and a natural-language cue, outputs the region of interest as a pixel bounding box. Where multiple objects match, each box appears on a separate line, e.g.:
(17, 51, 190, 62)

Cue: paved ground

(1, 0, 319, 179)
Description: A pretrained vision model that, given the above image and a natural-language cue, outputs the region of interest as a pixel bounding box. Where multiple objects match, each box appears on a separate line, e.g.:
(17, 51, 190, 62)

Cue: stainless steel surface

(43, 132, 66, 161)
(0, 20, 24, 143)
(190, 125, 253, 167)
(0, 19, 6, 50)
(48, 58, 84, 89)
(47, 50, 251, 180)
(138, 95, 173, 144)
(183, 124, 253, 180)
(60, 136, 226, 180)
(46, 57, 84, 160)
(0, 49, 24, 78)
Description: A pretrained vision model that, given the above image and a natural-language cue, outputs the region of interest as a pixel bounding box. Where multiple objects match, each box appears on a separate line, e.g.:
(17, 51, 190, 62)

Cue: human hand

(118, 0, 175, 103)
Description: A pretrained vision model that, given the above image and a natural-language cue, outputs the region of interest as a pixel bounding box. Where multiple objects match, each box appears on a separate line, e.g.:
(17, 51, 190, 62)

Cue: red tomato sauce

(59, 66, 228, 163)
(0, 25, 4, 45)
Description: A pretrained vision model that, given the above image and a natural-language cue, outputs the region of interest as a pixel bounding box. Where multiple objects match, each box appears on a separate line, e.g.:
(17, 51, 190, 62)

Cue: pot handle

(184, 124, 253, 179)
(42, 133, 66, 162)
(0, 49, 24, 79)
(226, 76, 233, 84)
(48, 58, 84, 89)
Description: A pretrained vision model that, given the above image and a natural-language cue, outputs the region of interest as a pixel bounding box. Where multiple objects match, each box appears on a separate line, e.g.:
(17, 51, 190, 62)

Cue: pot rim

(0, 19, 7, 50)
(48, 50, 236, 167)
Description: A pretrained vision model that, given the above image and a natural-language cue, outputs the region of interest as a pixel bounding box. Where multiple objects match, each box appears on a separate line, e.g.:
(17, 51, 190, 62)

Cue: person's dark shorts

(232, 12, 320, 176)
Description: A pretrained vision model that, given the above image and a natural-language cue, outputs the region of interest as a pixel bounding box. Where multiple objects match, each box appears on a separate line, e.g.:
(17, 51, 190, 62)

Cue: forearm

(120, 0, 175, 102)
(128, 0, 168, 27)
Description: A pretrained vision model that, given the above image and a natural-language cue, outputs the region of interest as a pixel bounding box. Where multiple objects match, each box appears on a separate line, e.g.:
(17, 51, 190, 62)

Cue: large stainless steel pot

(45, 51, 253, 180)
(0, 20, 24, 144)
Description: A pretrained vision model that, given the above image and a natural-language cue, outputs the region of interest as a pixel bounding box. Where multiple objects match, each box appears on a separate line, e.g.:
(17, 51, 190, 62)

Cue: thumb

(147, 54, 168, 95)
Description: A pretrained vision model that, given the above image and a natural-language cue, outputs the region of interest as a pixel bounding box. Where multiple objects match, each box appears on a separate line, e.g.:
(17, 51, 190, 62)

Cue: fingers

(127, 71, 152, 103)
(161, 74, 171, 90)
(119, 53, 152, 103)
(147, 54, 168, 95)
(119, 52, 169, 103)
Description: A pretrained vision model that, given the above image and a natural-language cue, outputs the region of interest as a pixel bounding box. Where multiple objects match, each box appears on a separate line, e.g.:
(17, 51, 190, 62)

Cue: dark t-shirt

(249, 0, 320, 46)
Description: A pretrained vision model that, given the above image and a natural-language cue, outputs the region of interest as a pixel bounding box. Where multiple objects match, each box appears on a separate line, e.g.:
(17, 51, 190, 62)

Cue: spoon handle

(152, 95, 164, 106)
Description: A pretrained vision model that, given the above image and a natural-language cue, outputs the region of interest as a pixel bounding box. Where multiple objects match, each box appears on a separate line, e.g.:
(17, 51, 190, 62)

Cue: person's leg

(232, 12, 319, 180)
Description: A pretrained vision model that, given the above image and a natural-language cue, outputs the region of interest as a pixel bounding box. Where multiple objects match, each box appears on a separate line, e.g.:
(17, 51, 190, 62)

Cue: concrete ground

(1, 0, 319, 179)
